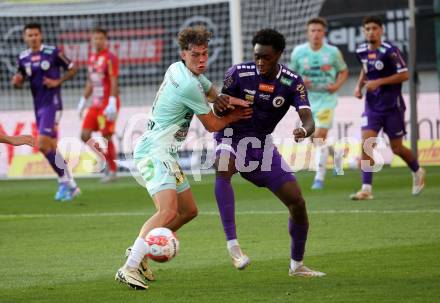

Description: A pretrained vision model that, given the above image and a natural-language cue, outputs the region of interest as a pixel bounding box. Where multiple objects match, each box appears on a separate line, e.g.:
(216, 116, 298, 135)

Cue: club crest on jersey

(272, 96, 285, 108)
(40, 60, 50, 70)
(259, 83, 274, 93)
(374, 60, 384, 70)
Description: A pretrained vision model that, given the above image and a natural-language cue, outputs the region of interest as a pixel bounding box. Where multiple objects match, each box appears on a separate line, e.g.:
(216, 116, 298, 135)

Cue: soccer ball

(145, 227, 179, 263)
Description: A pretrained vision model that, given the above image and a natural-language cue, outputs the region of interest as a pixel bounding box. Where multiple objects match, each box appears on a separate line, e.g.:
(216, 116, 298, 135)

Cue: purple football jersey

(215, 62, 310, 140)
(356, 41, 407, 113)
(16, 44, 73, 111)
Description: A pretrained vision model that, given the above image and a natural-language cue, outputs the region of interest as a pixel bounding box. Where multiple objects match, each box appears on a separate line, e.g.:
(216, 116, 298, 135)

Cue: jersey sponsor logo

(368, 53, 377, 59)
(224, 75, 233, 89)
(280, 77, 293, 86)
(374, 60, 384, 70)
(43, 48, 54, 55)
(243, 89, 256, 95)
(238, 71, 255, 77)
(259, 83, 274, 93)
(40, 60, 50, 70)
(245, 94, 254, 103)
(259, 93, 271, 100)
(31, 55, 41, 62)
(25, 63, 32, 76)
(320, 64, 332, 72)
(272, 96, 285, 108)
(296, 83, 306, 100)
(97, 56, 105, 66)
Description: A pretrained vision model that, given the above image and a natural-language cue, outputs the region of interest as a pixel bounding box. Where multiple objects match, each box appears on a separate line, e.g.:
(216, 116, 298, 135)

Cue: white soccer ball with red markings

(145, 227, 179, 263)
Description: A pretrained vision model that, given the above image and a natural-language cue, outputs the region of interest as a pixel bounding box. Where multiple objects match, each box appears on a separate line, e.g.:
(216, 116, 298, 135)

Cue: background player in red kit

(78, 27, 120, 182)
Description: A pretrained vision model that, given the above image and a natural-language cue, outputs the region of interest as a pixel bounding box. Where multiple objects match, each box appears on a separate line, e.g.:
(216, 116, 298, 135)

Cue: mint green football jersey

(134, 61, 212, 160)
(289, 42, 347, 109)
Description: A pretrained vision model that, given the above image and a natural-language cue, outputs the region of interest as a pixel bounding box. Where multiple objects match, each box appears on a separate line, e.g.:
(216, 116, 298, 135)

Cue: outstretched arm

(0, 134, 34, 146)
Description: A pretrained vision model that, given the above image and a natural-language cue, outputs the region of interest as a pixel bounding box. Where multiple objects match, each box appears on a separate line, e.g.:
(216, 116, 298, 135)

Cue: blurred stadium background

(0, 0, 439, 178)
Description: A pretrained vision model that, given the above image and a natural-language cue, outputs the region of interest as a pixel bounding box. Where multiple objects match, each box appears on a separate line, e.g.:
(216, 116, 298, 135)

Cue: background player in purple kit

(12, 22, 80, 201)
(213, 29, 325, 277)
(351, 16, 425, 200)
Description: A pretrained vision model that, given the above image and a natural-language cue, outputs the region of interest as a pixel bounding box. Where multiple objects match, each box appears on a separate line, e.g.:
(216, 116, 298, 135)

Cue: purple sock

(407, 159, 420, 173)
(362, 170, 373, 185)
(44, 150, 69, 179)
(215, 176, 237, 241)
(288, 218, 308, 261)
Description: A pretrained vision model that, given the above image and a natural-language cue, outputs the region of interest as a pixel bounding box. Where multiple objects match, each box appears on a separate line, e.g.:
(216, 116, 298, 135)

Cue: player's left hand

(104, 96, 118, 121)
(43, 77, 61, 88)
(364, 79, 381, 92)
(293, 127, 307, 142)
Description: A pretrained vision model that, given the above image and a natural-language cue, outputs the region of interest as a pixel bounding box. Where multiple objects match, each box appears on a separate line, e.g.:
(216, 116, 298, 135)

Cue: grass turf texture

(0, 167, 439, 303)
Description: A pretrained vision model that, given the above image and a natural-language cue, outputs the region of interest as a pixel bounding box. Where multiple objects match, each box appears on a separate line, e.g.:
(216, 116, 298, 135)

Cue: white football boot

(115, 266, 148, 290)
(125, 246, 155, 281)
(229, 245, 250, 270)
(289, 265, 326, 277)
(412, 168, 426, 195)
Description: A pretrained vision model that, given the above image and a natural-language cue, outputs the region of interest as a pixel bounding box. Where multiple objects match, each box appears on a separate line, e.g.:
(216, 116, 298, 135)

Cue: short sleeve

(198, 74, 212, 93)
(388, 47, 407, 73)
(181, 82, 211, 115)
(334, 49, 347, 72)
(108, 53, 119, 77)
(291, 76, 311, 111)
(55, 47, 74, 70)
(221, 65, 240, 96)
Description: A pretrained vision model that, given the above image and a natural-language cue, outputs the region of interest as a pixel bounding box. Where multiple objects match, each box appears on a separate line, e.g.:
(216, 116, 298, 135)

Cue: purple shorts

(35, 106, 61, 138)
(361, 109, 406, 139)
(215, 137, 296, 192)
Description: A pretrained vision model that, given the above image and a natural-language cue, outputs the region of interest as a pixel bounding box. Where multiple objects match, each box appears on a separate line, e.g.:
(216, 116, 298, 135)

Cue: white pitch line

(0, 209, 439, 220)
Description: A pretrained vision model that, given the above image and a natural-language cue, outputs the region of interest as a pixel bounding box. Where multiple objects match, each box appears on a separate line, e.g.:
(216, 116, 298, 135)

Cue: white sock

(58, 174, 77, 188)
(125, 237, 149, 269)
(227, 239, 239, 250)
(332, 148, 344, 175)
(291, 259, 303, 271)
(361, 184, 372, 193)
(315, 146, 329, 181)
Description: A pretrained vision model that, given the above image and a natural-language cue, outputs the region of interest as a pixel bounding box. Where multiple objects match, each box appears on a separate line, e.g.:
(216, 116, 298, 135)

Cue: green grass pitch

(1, 167, 439, 303)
